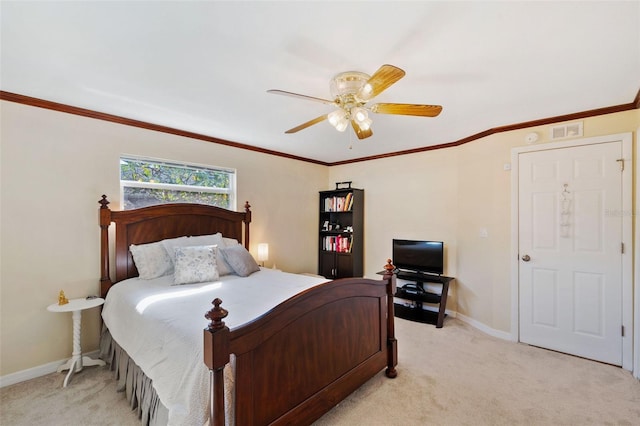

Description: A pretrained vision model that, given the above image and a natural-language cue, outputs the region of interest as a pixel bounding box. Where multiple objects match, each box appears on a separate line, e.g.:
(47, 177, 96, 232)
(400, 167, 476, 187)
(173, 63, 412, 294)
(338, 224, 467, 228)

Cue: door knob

(521, 254, 531, 262)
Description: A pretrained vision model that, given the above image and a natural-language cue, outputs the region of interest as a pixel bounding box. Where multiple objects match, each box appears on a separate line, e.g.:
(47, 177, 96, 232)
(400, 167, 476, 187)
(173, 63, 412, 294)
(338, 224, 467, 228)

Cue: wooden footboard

(204, 261, 397, 426)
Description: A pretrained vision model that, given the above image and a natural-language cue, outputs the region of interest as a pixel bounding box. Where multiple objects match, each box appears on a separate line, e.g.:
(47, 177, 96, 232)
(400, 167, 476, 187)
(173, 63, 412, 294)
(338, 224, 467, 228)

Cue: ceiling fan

(267, 64, 442, 140)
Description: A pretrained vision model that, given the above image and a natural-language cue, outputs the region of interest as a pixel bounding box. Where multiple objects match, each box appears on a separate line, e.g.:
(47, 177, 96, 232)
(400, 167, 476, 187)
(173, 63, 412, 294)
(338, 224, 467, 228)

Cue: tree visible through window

(120, 157, 235, 210)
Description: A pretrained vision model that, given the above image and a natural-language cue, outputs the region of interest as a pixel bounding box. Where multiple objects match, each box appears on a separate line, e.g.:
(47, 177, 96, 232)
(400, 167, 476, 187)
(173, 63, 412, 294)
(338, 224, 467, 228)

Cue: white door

(518, 141, 623, 365)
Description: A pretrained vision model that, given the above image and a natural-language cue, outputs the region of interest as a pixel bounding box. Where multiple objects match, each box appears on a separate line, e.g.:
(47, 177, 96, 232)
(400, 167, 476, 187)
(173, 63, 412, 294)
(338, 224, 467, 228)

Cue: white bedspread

(101, 268, 328, 426)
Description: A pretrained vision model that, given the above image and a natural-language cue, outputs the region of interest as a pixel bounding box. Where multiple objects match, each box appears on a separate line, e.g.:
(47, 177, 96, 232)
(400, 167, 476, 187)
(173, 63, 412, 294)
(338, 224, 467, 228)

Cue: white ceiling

(2, 1, 639, 164)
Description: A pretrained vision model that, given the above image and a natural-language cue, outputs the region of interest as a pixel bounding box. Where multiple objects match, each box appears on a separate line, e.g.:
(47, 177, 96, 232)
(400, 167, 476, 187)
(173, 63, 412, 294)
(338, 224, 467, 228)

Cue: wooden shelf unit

(318, 188, 364, 278)
(393, 271, 454, 328)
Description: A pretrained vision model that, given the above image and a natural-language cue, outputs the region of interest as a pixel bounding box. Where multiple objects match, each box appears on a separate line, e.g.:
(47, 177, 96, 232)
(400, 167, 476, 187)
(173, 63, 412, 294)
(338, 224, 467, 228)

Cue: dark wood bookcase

(318, 187, 364, 279)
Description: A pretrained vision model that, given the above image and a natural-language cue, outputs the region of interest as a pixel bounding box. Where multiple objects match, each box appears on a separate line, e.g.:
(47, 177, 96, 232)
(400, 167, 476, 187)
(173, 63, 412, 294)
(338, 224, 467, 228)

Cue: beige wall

(1, 100, 638, 378)
(0, 101, 327, 376)
(330, 109, 639, 333)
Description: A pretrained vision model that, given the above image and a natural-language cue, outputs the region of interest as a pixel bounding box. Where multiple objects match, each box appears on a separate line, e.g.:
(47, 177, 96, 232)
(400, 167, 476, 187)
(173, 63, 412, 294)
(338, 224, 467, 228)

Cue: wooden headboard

(98, 195, 252, 298)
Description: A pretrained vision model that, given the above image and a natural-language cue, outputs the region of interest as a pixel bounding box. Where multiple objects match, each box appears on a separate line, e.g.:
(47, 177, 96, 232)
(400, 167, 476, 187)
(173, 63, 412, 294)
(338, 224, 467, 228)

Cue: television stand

(393, 271, 454, 328)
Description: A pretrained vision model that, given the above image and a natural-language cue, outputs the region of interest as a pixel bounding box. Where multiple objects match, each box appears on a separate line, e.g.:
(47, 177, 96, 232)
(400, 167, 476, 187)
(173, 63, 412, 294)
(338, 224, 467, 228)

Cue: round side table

(47, 297, 106, 387)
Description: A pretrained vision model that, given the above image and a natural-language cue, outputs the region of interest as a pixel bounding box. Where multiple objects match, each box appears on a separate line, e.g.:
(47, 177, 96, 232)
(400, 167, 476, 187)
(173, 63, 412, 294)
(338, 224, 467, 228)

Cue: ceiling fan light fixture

(335, 120, 349, 132)
(328, 109, 347, 127)
(359, 118, 373, 131)
(328, 109, 349, 132)
(352, 107, 369, 123)
(356, 83, 374, 102)
(329, 71, 370, 99)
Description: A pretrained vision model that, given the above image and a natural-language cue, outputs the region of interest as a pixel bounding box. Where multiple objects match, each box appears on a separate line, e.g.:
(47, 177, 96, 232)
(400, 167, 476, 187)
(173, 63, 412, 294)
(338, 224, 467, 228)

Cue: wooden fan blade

(359, 64, 406, 100)
(370, 103, 443, 117)
(351, 120, 373, 140)
(267, 89, 336, 105)
(284, 115, 328, 134)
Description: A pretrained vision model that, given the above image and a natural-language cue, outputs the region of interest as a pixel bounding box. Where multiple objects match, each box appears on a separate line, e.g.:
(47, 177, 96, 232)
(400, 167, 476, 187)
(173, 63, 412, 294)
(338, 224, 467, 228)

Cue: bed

(98, 195, 398, 425)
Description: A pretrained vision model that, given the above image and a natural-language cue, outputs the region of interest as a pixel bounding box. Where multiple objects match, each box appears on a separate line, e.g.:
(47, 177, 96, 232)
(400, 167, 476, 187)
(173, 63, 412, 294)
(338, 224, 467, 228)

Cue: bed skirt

(100, 326, 170, 426)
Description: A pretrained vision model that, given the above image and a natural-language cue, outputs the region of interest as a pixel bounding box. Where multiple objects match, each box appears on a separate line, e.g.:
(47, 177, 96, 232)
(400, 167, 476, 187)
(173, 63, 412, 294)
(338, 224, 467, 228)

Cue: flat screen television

(392, 239, 444, 276)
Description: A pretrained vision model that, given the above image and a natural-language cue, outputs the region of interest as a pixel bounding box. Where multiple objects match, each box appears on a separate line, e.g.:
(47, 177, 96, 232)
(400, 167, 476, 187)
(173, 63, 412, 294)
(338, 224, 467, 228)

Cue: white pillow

(163, 234, 225, 265)
(129, 241, 173, 280)
(223, 237, 240, 247)
(161, 236, 190, 265)
(220, 244, 260, 277)
(173, 245, 219, 285)
(188, 233, 225, 247)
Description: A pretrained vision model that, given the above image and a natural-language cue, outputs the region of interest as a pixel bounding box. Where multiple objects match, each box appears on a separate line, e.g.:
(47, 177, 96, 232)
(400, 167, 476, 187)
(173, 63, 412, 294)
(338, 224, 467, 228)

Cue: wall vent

(549, 122, 583, 140)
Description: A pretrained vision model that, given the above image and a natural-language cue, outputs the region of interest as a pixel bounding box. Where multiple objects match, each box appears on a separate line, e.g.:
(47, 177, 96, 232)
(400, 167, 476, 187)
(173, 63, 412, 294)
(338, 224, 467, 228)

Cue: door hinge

(621, 242, 625, 254)
(621, 325, 625, 337)
(616, 159, 624, 172)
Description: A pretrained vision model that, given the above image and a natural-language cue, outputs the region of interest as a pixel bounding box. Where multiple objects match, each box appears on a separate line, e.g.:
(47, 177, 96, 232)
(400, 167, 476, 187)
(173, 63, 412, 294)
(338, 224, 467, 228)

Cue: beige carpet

(1, 317, 639, 425)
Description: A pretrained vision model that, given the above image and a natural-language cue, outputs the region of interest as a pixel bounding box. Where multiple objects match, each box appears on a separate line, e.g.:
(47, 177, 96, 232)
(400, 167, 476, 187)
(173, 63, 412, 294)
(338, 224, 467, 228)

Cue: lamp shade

(352, 107, 369, 123)
(328, 109, 347, 128)
(334, 119, 349, 132)
(257, 243, 269, 262)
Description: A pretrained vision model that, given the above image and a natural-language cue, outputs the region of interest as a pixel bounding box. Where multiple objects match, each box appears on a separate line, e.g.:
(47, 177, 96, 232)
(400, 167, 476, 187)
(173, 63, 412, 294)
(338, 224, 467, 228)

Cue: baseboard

(0, 350, 101, 388)
(455, 312, 515, 341)
(393, 302, 513, 341)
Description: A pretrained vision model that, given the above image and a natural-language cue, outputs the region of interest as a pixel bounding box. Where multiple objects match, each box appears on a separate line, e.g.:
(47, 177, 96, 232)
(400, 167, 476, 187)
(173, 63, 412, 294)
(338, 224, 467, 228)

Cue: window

(120, 156, 235, 210)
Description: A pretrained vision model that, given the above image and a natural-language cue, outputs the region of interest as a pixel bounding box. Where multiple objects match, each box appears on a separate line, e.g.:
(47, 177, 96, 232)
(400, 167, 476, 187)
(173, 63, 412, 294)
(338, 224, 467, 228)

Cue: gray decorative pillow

(214, 246, 234, 276)
(220, 245, 260, 277)
(173, 245, 219, 285)
(129, 241, 173, 280)
(187, 234, 234, 275)
(222, 237, 239, 247)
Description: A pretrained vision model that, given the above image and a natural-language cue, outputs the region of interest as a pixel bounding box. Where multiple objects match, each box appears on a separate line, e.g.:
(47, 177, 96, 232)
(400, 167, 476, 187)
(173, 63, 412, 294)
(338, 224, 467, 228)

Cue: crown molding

(333, 88, 640, 165)
(2, 89, 638, 167)
(0, 91, 329, 166)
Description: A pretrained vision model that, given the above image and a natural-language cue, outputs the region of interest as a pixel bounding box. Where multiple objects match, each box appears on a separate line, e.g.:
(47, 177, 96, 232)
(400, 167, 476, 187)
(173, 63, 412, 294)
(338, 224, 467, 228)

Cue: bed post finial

(384, 258, 395, 275)
(99, 194, 110, 209)
(205, 298, 229, 331)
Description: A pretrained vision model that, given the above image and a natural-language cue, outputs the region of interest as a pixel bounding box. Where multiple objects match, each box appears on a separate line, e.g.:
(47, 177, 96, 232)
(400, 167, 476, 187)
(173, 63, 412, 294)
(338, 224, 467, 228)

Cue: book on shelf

(323, 193, 354, 212)
(322, 235, 352, 253)
(344, 193, 352, 211)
